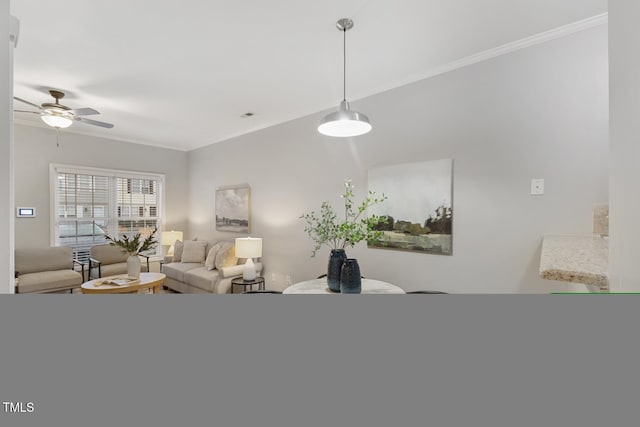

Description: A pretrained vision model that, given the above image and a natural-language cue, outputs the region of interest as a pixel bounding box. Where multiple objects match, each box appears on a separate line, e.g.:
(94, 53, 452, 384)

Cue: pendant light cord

(343, 26, 346, 102)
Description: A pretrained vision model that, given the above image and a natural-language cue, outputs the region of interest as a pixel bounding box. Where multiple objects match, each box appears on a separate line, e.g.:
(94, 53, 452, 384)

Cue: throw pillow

(181, 240, 208, 263)
(173, 240, 184, 262)
(204, 241, 225, 271)
(215, 243, 238, 270)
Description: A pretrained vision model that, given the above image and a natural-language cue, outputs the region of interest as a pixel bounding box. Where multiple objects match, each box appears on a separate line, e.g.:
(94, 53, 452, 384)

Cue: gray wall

(609, 1, 640, 290)
(187, 25, 609, 293)
(14, 125, 189, 250)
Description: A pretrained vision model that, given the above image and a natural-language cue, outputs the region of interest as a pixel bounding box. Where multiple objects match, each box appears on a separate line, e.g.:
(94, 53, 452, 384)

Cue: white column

(609, 1, 640, 290)
(1, 10, 17, 293)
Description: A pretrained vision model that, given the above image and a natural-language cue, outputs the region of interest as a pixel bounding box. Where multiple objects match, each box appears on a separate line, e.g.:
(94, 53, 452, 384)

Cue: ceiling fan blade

(14, 110, 41, 115)
(74, 116, 114, 129)
(14, 97, 43, 110)
(70, 107, 100, 116)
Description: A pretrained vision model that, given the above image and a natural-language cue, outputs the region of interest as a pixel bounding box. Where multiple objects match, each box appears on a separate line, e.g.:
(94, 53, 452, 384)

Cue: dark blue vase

(340, 259, 362, 294)
(327, 249, 347, 292)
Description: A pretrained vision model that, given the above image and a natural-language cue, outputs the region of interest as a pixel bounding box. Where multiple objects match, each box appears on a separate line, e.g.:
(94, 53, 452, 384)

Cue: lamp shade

(235, 237, 262, 258)
(318, 100, 371, 137)
(162, 230, 183, 247)
(41, 114, 73, 129)
(162, 230, 183, 255)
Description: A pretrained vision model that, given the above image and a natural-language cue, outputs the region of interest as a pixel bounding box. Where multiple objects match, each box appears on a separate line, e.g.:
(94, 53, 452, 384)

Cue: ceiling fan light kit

(14, 89, 114, 130)
(41, 113, 73, 129)
(318, 18, 372, 138)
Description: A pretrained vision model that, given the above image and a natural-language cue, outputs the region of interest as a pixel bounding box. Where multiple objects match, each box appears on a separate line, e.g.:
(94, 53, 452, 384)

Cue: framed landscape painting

(215, 185, 250, 233)
(368, 159, 453, 255)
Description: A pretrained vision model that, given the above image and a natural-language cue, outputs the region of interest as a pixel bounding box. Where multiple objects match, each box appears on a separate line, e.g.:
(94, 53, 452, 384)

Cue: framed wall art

(215, 185, 250, 233)
(368, 159, 453, 255)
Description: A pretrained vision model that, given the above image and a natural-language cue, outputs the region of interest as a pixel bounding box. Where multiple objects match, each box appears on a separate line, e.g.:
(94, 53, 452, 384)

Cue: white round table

(283, 278, 405, 294)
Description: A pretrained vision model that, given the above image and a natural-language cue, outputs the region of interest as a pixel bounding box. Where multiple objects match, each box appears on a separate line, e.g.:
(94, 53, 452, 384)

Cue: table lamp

(162, 230, 183, 256)
(235, 237, 262, 281)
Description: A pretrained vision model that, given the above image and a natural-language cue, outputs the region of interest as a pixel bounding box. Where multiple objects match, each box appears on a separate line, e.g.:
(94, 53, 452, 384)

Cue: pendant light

(318, 18, 372, 137)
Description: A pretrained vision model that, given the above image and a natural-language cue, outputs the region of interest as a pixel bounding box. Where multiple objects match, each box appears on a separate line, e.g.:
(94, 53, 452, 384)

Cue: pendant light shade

(318, 18, 371, 137)
(318, 100, 371, 137)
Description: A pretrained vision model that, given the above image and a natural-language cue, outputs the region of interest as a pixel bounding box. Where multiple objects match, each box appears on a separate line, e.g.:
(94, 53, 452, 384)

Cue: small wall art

(368, 159, 453, 255)
(215, 185, 250, 233)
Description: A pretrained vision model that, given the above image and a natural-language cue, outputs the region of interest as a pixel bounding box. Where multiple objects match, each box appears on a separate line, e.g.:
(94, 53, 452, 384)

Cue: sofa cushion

(220, 262, 263, 278)
(17, 269, 82, 293)
(163, 262, 203, 282)
(173, 240, 184, 262)
(204, 241, 225, 271)
(215, 242, 238, 269)
(15, 247, 74, 275)
(182, 240, 208, 263)
(204, 247, 216, 270)
(90, 244, 128, 265)
(184, 267, 220, 293)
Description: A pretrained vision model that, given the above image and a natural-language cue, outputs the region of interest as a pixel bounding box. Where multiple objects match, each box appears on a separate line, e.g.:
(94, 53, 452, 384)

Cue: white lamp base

(243, 258, 256, 281)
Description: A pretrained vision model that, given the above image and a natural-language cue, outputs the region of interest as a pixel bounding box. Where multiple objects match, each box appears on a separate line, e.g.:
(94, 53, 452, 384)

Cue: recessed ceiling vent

(241, 112, 255, 118)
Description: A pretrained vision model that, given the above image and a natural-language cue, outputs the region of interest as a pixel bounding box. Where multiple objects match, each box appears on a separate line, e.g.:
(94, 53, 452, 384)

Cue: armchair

(88, 244, 150, 279)
(15, 247, 84, 293)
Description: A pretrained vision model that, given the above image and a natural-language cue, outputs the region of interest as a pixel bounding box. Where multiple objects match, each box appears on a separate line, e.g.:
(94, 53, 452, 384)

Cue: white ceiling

(11, 0, 607, 151)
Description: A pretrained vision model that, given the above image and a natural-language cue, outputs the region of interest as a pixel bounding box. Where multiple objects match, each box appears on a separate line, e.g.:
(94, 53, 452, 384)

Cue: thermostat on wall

(17, 207, 36, 218)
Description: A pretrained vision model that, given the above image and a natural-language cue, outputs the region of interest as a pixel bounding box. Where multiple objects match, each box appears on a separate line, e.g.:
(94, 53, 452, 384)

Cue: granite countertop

(539, 234, 609, 289)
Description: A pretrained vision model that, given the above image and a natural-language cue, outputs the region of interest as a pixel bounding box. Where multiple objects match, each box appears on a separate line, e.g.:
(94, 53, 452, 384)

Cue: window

(51, 164, 164, 262)
(127, 178, 154, 195)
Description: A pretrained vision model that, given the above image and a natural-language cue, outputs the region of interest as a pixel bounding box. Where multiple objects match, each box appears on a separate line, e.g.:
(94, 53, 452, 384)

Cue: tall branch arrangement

(301, 180, 388, 257)
(105, 227, 158, 256)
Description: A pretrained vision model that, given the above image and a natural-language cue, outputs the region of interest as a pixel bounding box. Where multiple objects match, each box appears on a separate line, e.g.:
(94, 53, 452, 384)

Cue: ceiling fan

(14, 89, 114, 129)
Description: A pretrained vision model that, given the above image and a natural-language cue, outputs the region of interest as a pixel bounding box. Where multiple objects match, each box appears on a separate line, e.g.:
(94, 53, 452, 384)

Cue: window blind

(51, 164, 164, 263)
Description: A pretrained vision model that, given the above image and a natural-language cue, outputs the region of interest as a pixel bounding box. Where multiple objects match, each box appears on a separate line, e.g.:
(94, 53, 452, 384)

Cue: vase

(340, 258, 361, 294)
(127, 255, 141, 279)
(327, 249, 347, 292)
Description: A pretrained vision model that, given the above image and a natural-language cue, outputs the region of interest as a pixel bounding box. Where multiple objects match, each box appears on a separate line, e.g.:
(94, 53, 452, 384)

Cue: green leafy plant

(301, 179, 388, 257)
(105, 227, 158, 256)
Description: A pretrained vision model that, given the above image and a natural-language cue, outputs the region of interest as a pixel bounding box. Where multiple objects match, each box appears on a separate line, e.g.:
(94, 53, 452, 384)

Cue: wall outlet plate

(531, 179, 544, 195)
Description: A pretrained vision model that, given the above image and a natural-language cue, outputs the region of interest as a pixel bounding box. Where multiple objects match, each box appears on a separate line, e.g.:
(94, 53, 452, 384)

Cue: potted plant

(105, 227, 158, 279)
(301, 180, 387, 292)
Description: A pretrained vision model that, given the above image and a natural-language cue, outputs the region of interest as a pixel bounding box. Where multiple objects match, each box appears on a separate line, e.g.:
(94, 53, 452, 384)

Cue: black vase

(340, 259, 362, 294)
(327, 249, 347, 292)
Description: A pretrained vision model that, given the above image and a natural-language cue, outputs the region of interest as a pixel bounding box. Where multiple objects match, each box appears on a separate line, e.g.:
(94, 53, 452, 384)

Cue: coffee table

(81, 272, 166, 294)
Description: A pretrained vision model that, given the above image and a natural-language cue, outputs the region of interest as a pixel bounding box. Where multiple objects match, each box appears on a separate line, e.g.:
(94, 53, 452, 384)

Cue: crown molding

(354, 13, 609, 102)
(13, 119, 188, 151)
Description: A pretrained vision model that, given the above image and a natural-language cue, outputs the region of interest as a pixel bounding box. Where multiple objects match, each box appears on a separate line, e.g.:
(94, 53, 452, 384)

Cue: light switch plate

(531, 179, 544, 195)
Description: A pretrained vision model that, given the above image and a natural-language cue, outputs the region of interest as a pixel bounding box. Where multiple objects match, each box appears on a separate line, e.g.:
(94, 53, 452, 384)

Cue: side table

(231, 276, 265, 294)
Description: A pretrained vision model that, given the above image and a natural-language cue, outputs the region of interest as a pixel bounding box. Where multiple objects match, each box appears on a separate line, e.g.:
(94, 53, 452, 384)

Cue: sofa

(88, 244, 150, 279)
(162, 240, 262, 294)
(15, 247, 84, 293)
